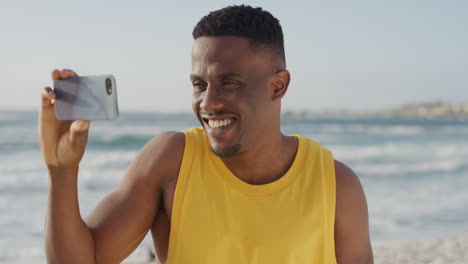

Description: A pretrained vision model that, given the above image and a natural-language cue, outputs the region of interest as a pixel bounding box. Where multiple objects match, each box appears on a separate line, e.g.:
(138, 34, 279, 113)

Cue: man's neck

(220, 132, 298, 185)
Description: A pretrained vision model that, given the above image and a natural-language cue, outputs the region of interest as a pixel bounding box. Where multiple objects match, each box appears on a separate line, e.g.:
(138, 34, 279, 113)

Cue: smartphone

(53, 75, 119, 121)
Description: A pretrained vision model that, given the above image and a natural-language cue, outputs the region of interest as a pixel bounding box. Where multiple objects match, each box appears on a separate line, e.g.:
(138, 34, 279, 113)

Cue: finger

(59, 69, 78, 79)
(69, 120, 90, 151)
(41, 87, 56, 109)
(51, 69, 60, 80)
(71, 120, 90, 133)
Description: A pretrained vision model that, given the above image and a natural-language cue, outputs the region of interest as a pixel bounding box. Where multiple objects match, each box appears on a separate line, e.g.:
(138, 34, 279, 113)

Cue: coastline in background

(284, 101, 468, 120)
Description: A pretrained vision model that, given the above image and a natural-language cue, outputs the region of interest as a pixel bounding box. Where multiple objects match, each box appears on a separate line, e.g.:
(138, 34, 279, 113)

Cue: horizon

(2, 99, 466, 114)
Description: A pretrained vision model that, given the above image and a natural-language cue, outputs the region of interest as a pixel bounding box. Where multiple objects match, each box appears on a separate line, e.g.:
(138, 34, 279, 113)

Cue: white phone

(53, 75, 119, 121)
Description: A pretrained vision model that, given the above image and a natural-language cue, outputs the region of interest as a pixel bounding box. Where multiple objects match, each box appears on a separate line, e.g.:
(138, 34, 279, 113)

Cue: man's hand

(39, 69, 90, 168)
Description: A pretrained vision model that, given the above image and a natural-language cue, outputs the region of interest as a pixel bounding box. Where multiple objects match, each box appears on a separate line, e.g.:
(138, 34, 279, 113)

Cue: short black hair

(193, 5, 285, 65)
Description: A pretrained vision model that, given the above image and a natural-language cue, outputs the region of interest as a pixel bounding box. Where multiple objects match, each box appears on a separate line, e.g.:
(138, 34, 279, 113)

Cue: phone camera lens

(106, 78, 112, 95)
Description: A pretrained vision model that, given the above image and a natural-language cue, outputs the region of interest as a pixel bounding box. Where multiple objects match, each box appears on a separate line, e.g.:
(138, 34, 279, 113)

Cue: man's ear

(270, 69, 290, 101)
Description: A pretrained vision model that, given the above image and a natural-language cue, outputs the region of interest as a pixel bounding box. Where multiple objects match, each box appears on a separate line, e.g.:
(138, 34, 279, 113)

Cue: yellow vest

(166, 127, 337, 263)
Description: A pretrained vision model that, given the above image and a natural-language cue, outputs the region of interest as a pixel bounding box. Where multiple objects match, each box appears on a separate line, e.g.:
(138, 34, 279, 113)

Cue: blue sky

(1, 0, 467, 112)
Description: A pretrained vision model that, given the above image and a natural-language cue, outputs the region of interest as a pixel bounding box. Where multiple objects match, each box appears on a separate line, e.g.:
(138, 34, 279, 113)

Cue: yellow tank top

(166, 127, 337, 263)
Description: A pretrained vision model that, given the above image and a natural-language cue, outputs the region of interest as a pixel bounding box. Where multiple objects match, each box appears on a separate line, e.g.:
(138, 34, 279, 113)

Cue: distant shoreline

(283, 102, 468, 120)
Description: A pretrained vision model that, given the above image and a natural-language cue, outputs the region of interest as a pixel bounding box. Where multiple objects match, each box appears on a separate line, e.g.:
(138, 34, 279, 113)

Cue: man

(39, 5, 373, 264)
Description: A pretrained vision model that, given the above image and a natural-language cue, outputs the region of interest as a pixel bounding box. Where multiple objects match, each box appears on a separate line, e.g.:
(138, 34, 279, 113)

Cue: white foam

(365, 125, 425, 135)
(330, 141, 468, 177)
(354, 158, 465, 176)
(0, 247, 45, 264)
(289, 123, 426, 136)
(439, 125, 468, 134)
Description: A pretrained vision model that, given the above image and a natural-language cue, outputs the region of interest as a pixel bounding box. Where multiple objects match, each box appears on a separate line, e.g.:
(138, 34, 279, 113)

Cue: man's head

(191, 5, 290, 158)
(192, 5, 286, 68)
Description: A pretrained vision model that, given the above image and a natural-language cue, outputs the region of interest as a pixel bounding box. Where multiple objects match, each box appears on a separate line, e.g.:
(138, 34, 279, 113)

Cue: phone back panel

(54, 75, 119, 121)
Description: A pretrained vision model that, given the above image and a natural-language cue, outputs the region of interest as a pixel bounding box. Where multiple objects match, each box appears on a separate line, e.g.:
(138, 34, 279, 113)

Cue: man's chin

(210, 144, 241, 158)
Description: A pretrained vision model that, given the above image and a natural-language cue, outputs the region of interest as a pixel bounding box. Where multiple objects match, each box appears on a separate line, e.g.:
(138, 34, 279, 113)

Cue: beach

(373, 236, 468, 264)
(121, 235, 468, 264)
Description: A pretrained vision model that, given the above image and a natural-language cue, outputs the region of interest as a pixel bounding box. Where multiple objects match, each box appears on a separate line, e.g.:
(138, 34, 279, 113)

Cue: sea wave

(331, 142, 468, 177)
(0, 132, 156, 152)
(0, 247, 45, 264)
(335, 142, 468, 159)
(330, 124, 426, 135)
(88, 134, 153, 149)
(79, 151, 135, 190)
(0, 174, 48, 194)
(353, 159, 468, 177)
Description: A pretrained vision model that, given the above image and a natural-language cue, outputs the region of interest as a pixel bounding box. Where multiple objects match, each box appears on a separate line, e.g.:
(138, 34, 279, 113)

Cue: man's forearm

(45, 166, 96, 264)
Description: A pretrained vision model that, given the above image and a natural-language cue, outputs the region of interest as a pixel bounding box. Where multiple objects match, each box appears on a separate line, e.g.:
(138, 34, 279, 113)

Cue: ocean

(1, 110, 467, 263)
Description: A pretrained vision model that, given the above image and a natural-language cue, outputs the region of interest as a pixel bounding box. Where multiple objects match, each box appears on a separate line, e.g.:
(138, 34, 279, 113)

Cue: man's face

(191, 36, 277, 157)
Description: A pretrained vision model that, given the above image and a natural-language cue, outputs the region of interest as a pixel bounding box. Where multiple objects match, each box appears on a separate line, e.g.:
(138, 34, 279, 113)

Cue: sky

(0, 0, 467, 112)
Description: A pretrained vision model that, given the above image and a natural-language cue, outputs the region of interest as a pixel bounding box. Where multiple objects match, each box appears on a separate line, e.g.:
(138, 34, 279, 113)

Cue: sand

(122, 235, 468, 264)
(373, 236, 468, 264)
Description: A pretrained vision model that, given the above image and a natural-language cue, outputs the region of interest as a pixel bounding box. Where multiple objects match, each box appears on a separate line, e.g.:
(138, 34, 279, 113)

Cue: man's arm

(45, 131, 184, 264)
(41, 69, 185, 263)
(334, 160, 374, 264)
(84, 131, 185, 263)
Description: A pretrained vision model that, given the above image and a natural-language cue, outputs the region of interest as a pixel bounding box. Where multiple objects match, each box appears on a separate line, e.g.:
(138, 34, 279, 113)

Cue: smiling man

(40, 5, 373, 264)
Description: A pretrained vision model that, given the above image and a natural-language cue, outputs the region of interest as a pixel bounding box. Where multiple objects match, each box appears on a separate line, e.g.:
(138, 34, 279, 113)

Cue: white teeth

(208, 118, 233, 128)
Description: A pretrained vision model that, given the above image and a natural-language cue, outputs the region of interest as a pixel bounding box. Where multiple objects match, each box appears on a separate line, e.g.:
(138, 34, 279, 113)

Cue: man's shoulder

(147, 131, 186, 150)
(126, 131, 186, 186)
(333, 159, 367, 212)
(138, 131, 185, 159)
(334, 160, 361, 190)
(143, 131, 186, 166)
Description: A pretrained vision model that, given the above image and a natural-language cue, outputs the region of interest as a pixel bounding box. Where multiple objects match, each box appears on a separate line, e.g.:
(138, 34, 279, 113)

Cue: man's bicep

(334, 160, 374, 264)
(84, 131, 185, 263)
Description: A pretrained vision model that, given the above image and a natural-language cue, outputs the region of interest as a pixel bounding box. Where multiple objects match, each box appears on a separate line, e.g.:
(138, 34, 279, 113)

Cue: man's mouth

(205, 118, 235, 128)
(201, 116, 237, 137)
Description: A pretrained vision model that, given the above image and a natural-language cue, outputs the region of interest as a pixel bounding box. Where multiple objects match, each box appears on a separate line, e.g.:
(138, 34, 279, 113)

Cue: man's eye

(222, 80, 241, 88)
(193, 82, 206, 90)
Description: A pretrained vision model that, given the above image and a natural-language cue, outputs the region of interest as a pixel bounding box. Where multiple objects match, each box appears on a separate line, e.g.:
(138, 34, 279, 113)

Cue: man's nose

(200, 86, 224, 112)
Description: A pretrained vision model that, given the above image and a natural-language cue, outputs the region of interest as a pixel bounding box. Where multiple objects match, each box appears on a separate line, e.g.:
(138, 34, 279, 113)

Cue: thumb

(68, 120, 90, 151)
